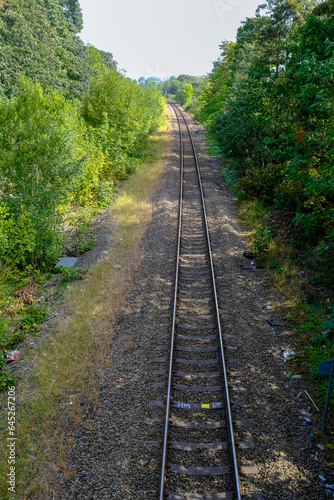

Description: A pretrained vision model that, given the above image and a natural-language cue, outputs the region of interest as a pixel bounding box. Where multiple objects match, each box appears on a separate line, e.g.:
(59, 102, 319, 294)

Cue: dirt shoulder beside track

(55, 107, 325, 500)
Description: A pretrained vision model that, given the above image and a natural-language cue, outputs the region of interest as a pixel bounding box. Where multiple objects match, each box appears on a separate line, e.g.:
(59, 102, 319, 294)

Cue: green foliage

(57, 266, 85, 283)
(252, 224, 271, 260)
(75, 228, 96, 256)
(0, 0, 166, 394)
(0, 70, 163, 273)
(322, 306, 334, 342)
(82, 69, 165, 180)
(0, 0, 91, 99)
(0, 78, 84, 267)
(191, 0, 334, 286)
(0, 319, 9, 349)
(238, 164, 284, 201)
(20, 302, 50, 331)
(0, 364, 17, 391)
(175, 82, 193, 107)
(154, 74, 205, 104)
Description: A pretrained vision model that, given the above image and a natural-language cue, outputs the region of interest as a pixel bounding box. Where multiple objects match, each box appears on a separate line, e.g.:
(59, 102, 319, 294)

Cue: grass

(0, 111, 171, 499)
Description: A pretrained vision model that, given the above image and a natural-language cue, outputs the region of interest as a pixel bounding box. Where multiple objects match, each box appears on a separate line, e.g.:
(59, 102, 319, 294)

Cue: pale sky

(79, 0, 262, 80)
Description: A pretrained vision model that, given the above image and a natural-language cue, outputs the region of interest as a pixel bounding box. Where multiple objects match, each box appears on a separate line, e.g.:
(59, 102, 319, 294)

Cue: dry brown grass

(0, 111, 171, 499)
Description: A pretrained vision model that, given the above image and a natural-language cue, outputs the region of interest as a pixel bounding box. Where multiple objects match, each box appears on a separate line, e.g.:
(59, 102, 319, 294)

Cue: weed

(0, 319, 9, 348)
(269, 259, 285, 274)
(303, 343, 334, 403)
(19, 302, 50, 331)
(0, 361, 17, 390)
(322, 306, 334, 342)
(76, 229, 96, 256)
(252, 224, 271, 260)
(296, 302, 323, 334)
(57, 266, 85, 283)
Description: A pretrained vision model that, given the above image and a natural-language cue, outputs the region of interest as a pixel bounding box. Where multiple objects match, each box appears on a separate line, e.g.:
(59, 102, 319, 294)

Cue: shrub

(20, 302, 50, 331)
(0, 79, 84, 268)
(252, 224, 271, 261)
(238, 164, 284, 202)
(57, 266, 85, 283)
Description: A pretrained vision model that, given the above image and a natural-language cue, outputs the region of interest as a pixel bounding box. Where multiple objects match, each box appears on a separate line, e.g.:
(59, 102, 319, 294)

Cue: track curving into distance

(157, 102, 243, 500)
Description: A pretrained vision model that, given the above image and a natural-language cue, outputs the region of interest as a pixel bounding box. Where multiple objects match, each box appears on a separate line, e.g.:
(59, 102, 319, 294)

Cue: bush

(0, 79, 84, 268)
(238, 164, 284, 202)
(252, 224, 271, 261)
(20, 302, 50, 331)
(76, 228, 96, 256)
(57, 266, 85, 283)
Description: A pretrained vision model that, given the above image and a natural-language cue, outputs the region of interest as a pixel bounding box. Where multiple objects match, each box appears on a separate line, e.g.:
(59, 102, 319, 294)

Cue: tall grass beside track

(0, 114, 171, 499)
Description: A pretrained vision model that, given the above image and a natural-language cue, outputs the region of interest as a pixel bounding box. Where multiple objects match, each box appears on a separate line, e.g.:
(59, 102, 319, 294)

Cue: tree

(0, 79, 84, 265)
(60, 0, 83, 32)
(0, 0, 90, 98)
(175, 82, 193, 106)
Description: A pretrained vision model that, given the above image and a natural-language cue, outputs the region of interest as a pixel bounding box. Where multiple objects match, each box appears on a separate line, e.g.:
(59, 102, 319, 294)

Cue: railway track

(152, 102, 261, 500)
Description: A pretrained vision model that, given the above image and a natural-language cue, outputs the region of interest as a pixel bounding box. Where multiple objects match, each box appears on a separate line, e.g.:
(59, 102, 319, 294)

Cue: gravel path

(56, 107, 325, 499)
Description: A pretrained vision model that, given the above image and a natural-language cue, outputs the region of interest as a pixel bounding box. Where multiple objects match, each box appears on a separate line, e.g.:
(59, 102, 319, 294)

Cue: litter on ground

(282, 348, 296, 359)
(4, 350, 19, 361)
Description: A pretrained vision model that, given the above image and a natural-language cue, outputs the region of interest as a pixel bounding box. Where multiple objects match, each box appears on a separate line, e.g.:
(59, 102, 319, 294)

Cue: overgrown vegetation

(0, 0, 165, 389)
(191, 0, 334, 420)
(0, 116, 170, 500)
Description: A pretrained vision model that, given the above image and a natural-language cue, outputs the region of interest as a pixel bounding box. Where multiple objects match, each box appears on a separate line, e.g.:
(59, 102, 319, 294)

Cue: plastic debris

(292, 375, 302, 380)
(319, 475, 327, 482)
(325, 484, 334, 499)
(28, 454, 36, 460)
(298, 271, 305, 276)
(296, 391, 303, 400)
(304, 417, 312, 424)
(304, 389, 320, 412)
(4, 350, 19, 361)
(66, 402, 74, 406)
(267, 319, 274, 324)
(265, 305, 272, 310)
(282, 348, 296, 359)
(317, 445, 325, 451)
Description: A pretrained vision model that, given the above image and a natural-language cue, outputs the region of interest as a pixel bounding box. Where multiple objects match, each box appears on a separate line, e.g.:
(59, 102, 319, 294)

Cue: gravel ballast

(56, 107, 326, 499)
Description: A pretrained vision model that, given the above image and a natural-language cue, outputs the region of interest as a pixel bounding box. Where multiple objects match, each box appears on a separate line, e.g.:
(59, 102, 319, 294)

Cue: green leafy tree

(192, 0, 333, 248)
(175, 82, 193, 106)
(0, 0, 90, 98)
(82, 69, 164, 176)
(0, 79, 84, 266)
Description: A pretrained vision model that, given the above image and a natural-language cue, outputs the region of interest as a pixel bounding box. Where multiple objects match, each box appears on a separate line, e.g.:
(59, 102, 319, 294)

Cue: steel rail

(174, 103, 242, 500)
(159, 103, 184, 500)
